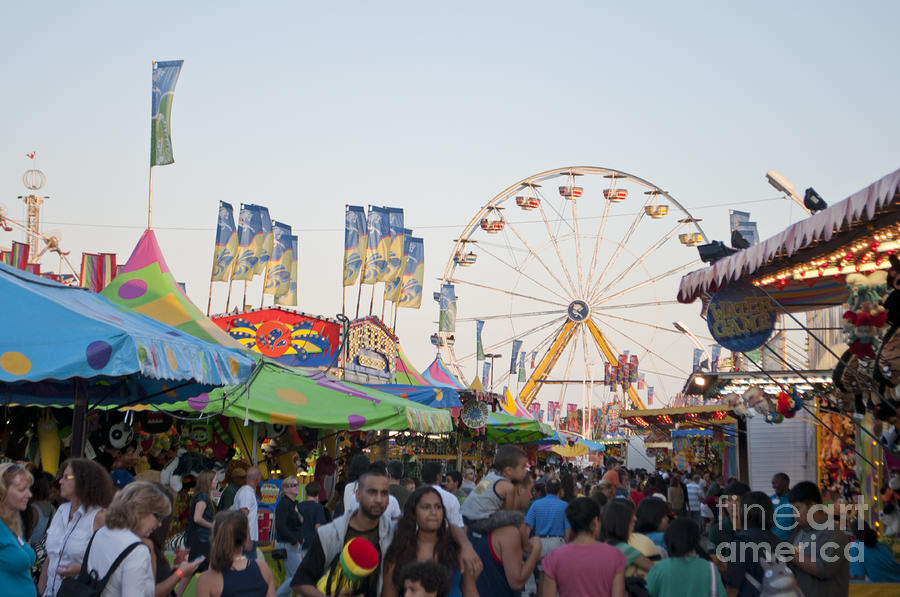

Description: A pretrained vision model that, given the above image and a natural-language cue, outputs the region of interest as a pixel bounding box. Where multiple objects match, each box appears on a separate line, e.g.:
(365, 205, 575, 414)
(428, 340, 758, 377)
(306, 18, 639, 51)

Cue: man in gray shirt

(787, 481, 849, 597)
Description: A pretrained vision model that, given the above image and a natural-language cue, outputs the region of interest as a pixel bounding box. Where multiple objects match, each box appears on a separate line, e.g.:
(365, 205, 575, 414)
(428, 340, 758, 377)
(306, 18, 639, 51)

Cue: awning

(677, 167, 900, 305)
(156, 361, 453, 433)
(484, 411, 553, 443)
(364, 384, 463, 409)
(622, 404, 735, 430)
(0, 262, 255, 405)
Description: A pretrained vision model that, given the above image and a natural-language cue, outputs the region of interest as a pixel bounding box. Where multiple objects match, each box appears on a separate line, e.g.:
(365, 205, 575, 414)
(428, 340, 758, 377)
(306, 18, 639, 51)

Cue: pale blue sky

(2, 1, 899, 407)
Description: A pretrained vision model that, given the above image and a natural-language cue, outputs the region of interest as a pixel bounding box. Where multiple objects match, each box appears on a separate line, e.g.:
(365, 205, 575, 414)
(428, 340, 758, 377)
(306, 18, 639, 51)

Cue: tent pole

(71, 380, 87, 458)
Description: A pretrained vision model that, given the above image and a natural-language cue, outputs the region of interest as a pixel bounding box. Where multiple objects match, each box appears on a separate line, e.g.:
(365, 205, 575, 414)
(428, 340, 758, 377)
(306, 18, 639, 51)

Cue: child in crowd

(460, 444, 529, 533)
(400, 560, 450, 597)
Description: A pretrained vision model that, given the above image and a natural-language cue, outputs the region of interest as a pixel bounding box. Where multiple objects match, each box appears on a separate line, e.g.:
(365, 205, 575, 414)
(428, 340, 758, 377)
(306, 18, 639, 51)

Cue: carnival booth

(677, 167, 900, 527)
(622, 404, 739, 479)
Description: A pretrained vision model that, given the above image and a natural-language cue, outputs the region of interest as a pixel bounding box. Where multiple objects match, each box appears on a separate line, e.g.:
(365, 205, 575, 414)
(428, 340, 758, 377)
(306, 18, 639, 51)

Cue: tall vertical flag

(0, 251, 10, 265)
(729, 210, 759, 246)
(518, 351, 527, 383)
(210, 201, 238, 281)
(275, 235, 298, 306)
(692, 348, 703, 372)
(710, 345, 721, 372)
(398, 236, 424, 309)
(232, 204, 263, 281)
(342, 206, 367, 286)
(384, 208, 405, 283)
(150, 60, 184, 167)
(264, 222, 292, 296)
(255, 207, 274, 276)
(647, 386, 655, 406)
(482, 361, 492, 390)
(476, 320, 485, 362)
(510, 340, 523, 375)
(362, 206, 390, 284)
(385, 228, 412, 303)
(80, 253, 117, 292)
(11, 241, 30, 270)
(438, 284, 457, 332)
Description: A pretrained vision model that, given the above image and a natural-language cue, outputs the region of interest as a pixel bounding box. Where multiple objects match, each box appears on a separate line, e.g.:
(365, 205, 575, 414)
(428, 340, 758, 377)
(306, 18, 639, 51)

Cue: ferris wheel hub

(566, 300, 591, 322)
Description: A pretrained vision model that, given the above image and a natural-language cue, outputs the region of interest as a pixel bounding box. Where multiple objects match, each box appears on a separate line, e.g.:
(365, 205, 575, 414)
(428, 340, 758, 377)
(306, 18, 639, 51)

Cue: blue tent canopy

(364, 384, 463, 409)
(0, 262, 256, 406)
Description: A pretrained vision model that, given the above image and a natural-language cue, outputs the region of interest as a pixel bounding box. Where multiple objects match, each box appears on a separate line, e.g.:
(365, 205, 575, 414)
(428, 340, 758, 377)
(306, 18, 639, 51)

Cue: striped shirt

(685, 481, 702, 513)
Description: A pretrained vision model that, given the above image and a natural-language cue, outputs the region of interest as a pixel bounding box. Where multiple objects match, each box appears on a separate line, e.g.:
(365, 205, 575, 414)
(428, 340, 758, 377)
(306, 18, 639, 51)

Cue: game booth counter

(677, 167, 900, 533)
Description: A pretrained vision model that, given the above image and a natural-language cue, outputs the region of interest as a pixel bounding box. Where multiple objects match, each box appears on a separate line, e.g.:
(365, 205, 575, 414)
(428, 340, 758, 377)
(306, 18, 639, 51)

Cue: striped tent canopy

(422, 355, 466, 389)
(395, 345, 429, 385)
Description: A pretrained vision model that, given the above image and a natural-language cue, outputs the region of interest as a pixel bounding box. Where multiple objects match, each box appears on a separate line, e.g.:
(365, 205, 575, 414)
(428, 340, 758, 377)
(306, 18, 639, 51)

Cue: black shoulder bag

(57, 532, 145, 597)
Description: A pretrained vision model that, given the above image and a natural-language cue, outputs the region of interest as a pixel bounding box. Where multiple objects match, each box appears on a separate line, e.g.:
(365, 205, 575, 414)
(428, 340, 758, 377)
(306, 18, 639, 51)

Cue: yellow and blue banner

(255, 206, 274, 276)
(275, 235, 298, 306)
(384, 208, 405, 283)
(232, 204, 263, 281)
(150, 60, 183, 167)
(342, 206, 367, 286)
(439, 284, 457, 332)
(264, 221, 292, 296)
(210, 201, 238, 282)
(385, 227, 411, 303)
(362, 206, 390, 285)
(398, 236, 424, 309)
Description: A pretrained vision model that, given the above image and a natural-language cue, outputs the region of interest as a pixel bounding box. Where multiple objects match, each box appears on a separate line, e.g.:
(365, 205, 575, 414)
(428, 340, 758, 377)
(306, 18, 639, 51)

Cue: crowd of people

(2, 450, 900, 597)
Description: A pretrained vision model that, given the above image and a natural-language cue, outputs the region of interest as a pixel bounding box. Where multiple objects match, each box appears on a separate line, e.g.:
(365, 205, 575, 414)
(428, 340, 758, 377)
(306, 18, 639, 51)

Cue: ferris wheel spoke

(583, 198, 612, 294)
(454, 309, 566, 323)
(454, 316, 567, 363)
(589, 220, 686, 304)
(571, 197, 586, 297)
(592, 317, 684, 372)
(501, 219, 576, 298)
(594, 261, 701, 305)
(594, 311, 711, 338)
(448, 277, 570, 308)
(590, 193, 652, 296)
(536, 202, 579, 296)
(556, 328, 580, 410)
(598, 300, 680, 310)
(474, 241, 573, 304)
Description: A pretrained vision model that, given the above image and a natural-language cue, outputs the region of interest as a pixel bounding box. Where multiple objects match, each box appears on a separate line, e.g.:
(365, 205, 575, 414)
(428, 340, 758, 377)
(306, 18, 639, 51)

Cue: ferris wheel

(436, 166, 707, 418)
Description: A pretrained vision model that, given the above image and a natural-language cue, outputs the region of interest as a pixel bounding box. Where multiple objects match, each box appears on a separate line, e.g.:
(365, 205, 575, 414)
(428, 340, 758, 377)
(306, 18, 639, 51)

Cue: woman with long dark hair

(40, 457, 115, 596)
(633, 496, 670, 557)
(196, 510, 275, 597)
(602, 499, 654, 577)
(382, 486, 478, 597)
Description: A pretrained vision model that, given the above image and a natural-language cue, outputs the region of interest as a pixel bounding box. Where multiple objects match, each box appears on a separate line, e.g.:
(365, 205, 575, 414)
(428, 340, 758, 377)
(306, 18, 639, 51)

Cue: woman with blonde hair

(81, 481, 171, 597)
(0, 463, 37, 595)
(196, 510, 275, 597)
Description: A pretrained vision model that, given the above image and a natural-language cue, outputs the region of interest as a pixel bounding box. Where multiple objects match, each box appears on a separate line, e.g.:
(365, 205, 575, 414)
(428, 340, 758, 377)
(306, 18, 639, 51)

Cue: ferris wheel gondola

(437, 166, 707, 424)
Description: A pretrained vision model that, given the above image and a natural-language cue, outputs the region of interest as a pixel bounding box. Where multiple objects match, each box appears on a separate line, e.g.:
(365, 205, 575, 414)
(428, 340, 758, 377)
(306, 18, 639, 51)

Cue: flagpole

(206, 279, 215, 316)
(259, 259, 271, 309)
(341, 284, 346, 317)
(147, 167, 154, 229)
(223, 255, 238, 314)
(391, 301, 398, 334)
(242, 280, 248, 311)
(381, 287, 387, 321)
(368, 284, 376, 317)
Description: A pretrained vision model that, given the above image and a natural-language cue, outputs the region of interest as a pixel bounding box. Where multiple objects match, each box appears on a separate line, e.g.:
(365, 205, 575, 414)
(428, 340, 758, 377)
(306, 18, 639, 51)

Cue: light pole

(484, 353, 502, 394)
(673, 321, 712, 370)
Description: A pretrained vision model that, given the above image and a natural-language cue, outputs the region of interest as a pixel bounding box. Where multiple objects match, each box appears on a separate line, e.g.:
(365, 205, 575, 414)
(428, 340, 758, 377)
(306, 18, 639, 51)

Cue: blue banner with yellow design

(211, 201, 238, 282)
(343, 206, 367, 286)
(232, 204, 263, 281)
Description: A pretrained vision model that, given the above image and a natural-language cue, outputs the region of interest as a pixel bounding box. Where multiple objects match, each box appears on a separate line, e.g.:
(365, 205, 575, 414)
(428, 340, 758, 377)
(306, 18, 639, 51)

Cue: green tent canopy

(484, 411, 553, 443)
(159, 361, 452, 433)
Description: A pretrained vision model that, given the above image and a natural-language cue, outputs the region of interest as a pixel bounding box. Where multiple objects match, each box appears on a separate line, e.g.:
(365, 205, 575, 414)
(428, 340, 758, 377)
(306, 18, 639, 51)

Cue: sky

(2, 1, 899, 413)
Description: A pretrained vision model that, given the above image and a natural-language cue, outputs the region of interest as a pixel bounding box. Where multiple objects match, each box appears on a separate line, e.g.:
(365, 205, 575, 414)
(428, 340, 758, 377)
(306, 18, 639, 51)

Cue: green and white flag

(150, 60, 183, 166)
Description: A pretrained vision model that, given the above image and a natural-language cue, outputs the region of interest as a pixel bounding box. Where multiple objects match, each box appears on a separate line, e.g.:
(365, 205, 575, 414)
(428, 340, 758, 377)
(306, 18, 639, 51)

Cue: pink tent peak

(119, 229, 171, 275)
(423, 356, 466, 389)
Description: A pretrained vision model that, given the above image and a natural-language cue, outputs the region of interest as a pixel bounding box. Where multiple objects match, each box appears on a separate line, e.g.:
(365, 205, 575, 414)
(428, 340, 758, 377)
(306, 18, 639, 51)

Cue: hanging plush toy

(316, 537, 380, 596)
(776, 391, 796, 419)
